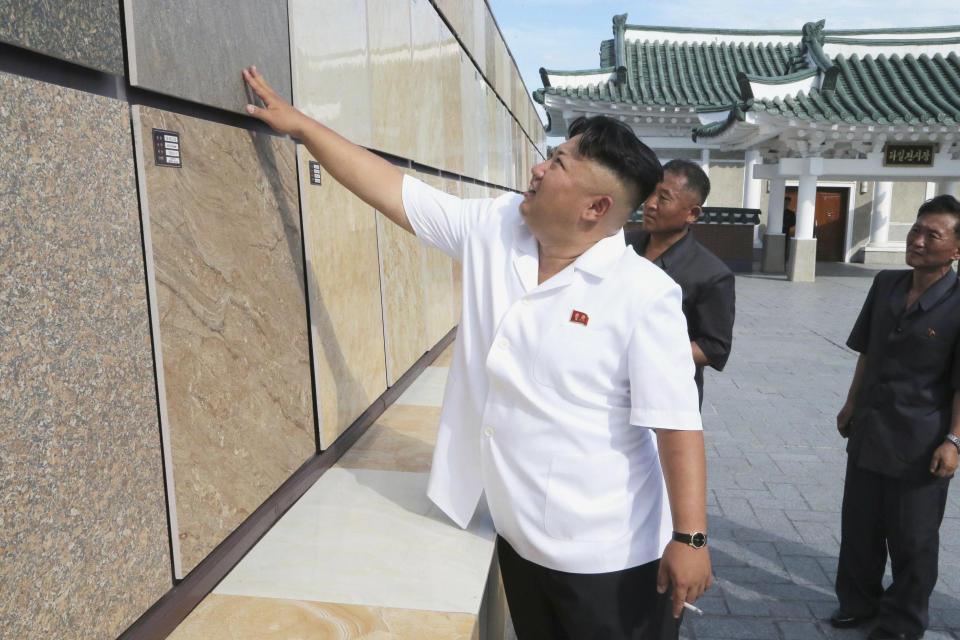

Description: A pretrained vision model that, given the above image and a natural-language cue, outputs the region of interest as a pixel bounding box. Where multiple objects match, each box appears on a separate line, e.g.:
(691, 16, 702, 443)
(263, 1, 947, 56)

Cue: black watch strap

(673, 531, 707, 548)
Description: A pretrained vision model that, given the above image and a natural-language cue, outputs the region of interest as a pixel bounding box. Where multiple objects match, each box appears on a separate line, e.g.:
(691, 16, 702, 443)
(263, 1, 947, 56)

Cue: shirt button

(497, 337, 510, 350)
(484, 426, 494, 437)
(895, 326, 903, 333)
(521, 297, 533, 306)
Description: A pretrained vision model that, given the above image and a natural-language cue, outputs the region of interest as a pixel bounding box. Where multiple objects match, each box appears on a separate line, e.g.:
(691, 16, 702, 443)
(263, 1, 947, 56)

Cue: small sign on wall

(152, 129, 181, 168)
(309, 161, 322, 186)
(883, 143, 934, 167)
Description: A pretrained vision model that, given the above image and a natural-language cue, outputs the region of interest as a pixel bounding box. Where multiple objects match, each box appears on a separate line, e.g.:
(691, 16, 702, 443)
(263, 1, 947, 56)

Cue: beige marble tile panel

(299, 148, 387, 449)
(367, 0, 413, 158)
(440, 24, 465, 174)
(494, 36, 510, 108)
(0, 70, 171, 640)
(337, 404, 442, 473)
(168, 594, 477, 640)
(486, 87, 500, 186)
(376, 179, 428, 385)
(435, 0, 471, 56)
(470, 0, 487, 76)
(410, 0, 443, 168)
(213, 468, 496, 612)
(483, 7, 497, 90)
(133, 106, 315, 576)
(461, 58, 487, 182)
(290, 0, 372, 147)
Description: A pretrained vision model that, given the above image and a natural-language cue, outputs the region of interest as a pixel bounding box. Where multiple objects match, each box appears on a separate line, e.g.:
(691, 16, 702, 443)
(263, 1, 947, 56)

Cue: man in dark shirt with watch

(831, 194, 960, 640)
(626, 159, 735, 408)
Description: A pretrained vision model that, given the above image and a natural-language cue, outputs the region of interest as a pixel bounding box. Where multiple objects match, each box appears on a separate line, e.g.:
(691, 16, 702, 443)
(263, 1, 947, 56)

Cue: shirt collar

(652, 231, 693, 269)
(572, 228, 628, 279)
(916, 268, 959, 312)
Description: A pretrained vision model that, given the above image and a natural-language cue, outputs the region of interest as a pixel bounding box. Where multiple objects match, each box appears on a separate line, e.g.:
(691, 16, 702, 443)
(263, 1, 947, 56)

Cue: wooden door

(784, 186, 848, 262)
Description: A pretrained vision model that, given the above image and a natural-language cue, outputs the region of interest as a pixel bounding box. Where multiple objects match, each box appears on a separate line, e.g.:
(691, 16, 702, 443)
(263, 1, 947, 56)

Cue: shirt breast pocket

(532, 322, 625, 402)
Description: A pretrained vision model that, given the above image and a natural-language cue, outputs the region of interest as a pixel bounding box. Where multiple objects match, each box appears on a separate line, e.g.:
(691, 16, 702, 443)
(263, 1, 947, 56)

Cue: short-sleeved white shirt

(402, 175, 702, 574)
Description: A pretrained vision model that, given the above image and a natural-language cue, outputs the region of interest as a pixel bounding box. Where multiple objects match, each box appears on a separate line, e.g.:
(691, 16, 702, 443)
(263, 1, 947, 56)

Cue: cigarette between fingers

(683, 602, 704, 615)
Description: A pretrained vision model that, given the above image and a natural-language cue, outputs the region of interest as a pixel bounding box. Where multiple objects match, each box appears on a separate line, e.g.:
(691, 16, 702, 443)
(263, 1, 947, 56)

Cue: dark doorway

(785, 186, 849, 262)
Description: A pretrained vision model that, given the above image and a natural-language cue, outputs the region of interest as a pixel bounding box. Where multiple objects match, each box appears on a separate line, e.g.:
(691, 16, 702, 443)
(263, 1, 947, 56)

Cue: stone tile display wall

(289, 0, 373, 148)
(0, 71, 171, 638)
(0, 0, 124, 73)
(298, 147, 388, 448)
(132, 106, 315, 576)
(124, 0, 292, 114)
(2, 0, 546, 634)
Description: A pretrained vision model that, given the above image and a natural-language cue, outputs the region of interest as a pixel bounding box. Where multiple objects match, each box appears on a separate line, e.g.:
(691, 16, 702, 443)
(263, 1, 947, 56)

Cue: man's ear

(584, 195, 614, 222)
(687, 205, 703, 224)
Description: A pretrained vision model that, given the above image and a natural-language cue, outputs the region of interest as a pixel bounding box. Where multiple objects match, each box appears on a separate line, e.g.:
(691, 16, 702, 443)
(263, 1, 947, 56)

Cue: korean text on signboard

(883, 143, 934, 167)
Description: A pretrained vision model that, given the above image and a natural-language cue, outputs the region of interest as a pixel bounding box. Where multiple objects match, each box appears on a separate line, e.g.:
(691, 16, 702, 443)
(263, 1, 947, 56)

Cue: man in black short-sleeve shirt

(626, 160, 735, 408)
(831, 195, 960, 640)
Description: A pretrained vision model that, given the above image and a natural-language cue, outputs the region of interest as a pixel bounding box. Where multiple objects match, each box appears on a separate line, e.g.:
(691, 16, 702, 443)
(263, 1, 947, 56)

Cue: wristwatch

(945, 434, 960, 453)
(673, 531, 707, 549)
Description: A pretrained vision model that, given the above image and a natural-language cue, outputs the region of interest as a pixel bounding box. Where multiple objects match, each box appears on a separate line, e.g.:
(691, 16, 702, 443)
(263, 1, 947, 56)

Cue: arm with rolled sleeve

(627, 281, 711, 616)
(691, 271, 735, 371)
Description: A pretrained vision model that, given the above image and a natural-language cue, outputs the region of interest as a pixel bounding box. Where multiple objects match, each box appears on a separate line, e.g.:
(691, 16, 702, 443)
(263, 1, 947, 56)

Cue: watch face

(691, 532, 706, 548)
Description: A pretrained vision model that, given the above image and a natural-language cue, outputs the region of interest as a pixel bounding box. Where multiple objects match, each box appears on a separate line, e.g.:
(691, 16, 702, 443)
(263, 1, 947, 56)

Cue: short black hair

(917, 194, 960, 237)
(567, 116, 662, 211)
(662, 159, 711, 206)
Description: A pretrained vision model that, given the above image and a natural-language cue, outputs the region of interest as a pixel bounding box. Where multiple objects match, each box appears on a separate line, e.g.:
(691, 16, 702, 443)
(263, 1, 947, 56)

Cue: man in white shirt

(243, 65, 711, 639)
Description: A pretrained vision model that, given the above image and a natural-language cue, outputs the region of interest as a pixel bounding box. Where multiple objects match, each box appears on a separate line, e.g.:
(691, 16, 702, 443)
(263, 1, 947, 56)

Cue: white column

(742, 150, 763, 247)
(925, 182, 938, 201)
(766, 178, 786, 235)
(938, 180, 959, 198)
(700, 148, 710, 178)
(868, 181, 893, 247)
(796, 174, 817, 240)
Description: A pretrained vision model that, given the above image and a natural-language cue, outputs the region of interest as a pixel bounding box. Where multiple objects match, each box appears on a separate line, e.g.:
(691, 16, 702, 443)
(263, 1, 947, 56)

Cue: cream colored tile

(299, 147, 387, 449)
(440, 24, 465, 174)
(483, 7, 497, 90)
(214, 468, 496, 614)
(395, 366, 449, 407)
(133, 106, 315, 576)
(168, 594, 477, 640)
(337, 404, 442, 472)
(377, 195, 427, 385)
(462, 58, 487, 182)
(486, 87, 499, 185)
(410, 0, 443, 167)
(367, 0, 412, 158)
(290, 0, 372, 147)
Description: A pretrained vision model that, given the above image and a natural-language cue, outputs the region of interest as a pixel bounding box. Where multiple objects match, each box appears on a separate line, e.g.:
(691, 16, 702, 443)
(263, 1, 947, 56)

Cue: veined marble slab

(124, 0, 291, 113)
(132, 105, 315, 576)
(394, 366, 449, 408)
(298, 147, 387, 449)
(214, 467, 496, 613)
(167, 594, 477, 640)
(0, 71, 170, 638)
(337, 404, 442, 473)
(290, 0, 373, 148)
(0, 0, 123, 73)
(367, 0, 413, 159)
(376, 177, 428, 385)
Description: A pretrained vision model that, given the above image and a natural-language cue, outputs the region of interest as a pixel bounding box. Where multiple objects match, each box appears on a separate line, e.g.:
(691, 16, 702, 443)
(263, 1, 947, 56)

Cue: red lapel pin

(570, 310, 589, 326)
(927, 328, 936, 338)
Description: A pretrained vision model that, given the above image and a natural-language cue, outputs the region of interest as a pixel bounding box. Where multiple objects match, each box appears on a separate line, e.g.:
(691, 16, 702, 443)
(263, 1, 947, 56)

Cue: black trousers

(497, 536, 680, 640)
(835, 457, 950, 636)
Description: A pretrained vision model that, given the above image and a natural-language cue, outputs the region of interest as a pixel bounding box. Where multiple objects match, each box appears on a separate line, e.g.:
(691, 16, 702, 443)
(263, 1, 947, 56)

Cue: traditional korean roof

(535, 16, 960, 154)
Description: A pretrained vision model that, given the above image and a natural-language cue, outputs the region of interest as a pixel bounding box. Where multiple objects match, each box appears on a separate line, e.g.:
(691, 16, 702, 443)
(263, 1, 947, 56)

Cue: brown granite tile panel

(132, 106, 315, 575)
(0, 0, 123, 73)
(0, 71, 170, 638)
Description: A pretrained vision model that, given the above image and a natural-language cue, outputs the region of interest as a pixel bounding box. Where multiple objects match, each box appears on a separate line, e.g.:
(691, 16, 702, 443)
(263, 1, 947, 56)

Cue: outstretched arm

(242, 66, 411, 233)
(655, 428, 712, 618)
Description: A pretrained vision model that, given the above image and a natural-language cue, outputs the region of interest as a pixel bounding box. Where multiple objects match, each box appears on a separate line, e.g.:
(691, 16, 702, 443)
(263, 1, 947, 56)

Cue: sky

(486, 0, 960, 143)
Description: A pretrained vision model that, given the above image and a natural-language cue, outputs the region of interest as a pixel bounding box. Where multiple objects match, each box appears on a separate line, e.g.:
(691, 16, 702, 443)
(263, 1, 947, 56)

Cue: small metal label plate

(152, 129, 182, 168)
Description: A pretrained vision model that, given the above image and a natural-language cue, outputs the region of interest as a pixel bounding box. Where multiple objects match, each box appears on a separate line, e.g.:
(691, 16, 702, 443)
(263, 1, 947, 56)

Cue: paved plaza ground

(679, 263, 960, 640)
(501, 263, 960, 640)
